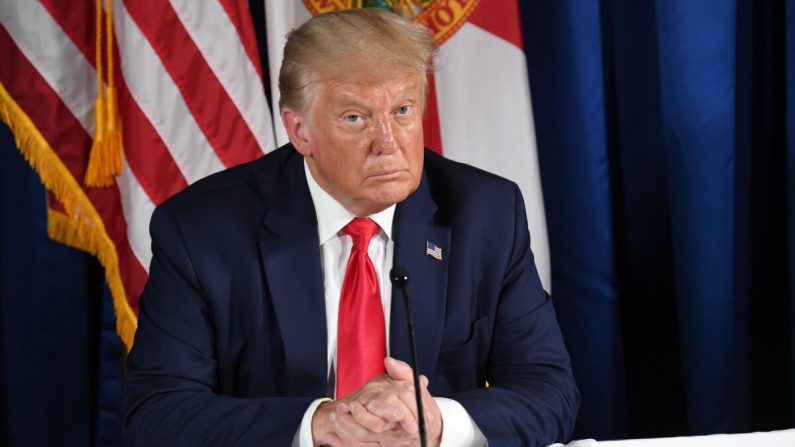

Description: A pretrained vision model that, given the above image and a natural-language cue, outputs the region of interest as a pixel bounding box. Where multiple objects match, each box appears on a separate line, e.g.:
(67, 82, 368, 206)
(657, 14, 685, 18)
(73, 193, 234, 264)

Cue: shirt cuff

(293, 398, 332, 447)
(435, 397, 488, 447)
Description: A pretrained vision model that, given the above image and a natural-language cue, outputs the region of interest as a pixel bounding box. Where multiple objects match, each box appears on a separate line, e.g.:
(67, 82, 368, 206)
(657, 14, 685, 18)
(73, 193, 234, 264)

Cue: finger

(362, 393, 411, 423)
(384, 357, 414, 382)
(348, 401, 397, 434)
(385, 359, 429, 423)
(367, 393, 419, 434)
(419, 384, 438, 424)
(333, 408, 376, 443)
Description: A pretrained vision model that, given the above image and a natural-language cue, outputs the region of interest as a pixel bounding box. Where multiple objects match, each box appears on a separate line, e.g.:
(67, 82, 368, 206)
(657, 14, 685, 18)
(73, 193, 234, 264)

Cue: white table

(551, 428, 795, 447)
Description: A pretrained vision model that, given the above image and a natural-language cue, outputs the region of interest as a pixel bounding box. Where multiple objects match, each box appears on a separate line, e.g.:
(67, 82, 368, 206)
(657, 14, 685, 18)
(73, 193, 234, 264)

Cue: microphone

(389, 266, 427, 447)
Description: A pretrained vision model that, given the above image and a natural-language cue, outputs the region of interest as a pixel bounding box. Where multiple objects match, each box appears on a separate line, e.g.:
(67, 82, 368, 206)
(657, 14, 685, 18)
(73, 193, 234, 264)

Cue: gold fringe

(0, 81, 137, 351)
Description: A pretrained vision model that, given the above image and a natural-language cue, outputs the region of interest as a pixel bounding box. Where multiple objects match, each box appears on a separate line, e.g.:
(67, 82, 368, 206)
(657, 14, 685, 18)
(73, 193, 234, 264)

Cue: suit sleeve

(124, 205, 314, 446)
(452, 183, 580, 446)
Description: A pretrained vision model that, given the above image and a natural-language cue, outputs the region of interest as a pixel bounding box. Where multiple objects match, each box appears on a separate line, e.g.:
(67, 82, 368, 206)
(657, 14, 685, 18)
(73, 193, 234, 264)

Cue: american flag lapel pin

(425, 241, 443, 261)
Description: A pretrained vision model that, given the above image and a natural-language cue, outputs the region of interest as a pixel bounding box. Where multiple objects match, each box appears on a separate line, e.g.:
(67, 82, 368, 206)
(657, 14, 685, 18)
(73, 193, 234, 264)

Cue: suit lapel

(391, 171, 450, 379)
(258, 152, 328, 397)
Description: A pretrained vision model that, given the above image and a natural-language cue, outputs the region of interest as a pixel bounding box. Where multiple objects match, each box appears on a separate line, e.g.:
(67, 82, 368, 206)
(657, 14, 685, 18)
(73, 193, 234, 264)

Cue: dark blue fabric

(521, 0, 794, 440)
(788, 0, 795, 429)
(0, 125, 123, 446)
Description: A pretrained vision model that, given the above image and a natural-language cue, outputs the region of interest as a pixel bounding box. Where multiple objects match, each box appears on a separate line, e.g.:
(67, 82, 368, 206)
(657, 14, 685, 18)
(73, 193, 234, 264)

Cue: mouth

(369, 169, 408, 181)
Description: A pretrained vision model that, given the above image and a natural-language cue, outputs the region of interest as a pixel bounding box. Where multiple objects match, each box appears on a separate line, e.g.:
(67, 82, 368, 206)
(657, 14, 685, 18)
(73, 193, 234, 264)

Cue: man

(125, 8, 578, 446)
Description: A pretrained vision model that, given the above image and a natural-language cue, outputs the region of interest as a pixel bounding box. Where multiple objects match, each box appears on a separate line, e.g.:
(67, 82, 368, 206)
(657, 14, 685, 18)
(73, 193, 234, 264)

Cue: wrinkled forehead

(304, 69, 428, 111)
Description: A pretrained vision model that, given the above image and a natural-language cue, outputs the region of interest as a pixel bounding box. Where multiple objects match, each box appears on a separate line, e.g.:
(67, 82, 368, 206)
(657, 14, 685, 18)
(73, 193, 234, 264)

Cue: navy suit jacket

(125, 145, 579, 446)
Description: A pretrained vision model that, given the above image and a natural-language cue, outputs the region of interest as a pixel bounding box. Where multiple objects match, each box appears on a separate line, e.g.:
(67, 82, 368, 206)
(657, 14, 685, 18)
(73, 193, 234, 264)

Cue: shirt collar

(304, 159, 395, 245)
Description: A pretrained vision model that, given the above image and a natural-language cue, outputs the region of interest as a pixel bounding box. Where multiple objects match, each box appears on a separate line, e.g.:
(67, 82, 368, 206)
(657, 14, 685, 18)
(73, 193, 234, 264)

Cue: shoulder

(422, 149, 522, 213)
(160, 145, 298, 211)
(149, 144, 302, 234)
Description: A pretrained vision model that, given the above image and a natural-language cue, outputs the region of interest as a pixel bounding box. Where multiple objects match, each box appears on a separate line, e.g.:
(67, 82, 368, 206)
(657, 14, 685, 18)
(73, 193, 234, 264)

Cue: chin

(378, 184, 415, 206)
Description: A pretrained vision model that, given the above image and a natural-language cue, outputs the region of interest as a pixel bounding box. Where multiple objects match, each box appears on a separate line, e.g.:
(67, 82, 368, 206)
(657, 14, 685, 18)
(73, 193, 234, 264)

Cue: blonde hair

(278, 8, 437, 112)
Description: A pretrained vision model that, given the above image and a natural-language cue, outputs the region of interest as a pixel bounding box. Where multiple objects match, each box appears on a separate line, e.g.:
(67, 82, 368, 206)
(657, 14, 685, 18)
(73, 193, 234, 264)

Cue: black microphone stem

(391, 267, 427, 447)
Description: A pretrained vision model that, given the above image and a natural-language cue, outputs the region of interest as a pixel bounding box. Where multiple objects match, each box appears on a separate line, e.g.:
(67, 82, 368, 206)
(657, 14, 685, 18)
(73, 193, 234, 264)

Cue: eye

(343, 114, 361, 122)
(396, 105, 412, 116)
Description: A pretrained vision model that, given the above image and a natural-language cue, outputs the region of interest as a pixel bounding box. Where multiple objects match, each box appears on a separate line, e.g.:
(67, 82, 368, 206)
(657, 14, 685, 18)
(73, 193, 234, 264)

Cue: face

(282, 73, 425, 216)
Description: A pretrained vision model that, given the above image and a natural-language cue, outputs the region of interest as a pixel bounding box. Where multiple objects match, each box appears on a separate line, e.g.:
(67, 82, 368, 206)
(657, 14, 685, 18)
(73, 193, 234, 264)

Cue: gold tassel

(84, 0, 123, 188)
(105, 86, 122, 174)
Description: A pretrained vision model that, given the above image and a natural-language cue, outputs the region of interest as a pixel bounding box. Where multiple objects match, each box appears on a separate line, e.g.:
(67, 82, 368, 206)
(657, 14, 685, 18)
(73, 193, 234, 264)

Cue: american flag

(0, 0, 275, 349)
(426, 241, 443, 261)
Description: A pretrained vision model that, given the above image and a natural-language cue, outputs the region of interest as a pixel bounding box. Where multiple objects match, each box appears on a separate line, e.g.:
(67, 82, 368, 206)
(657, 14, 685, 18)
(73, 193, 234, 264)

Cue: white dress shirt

(295, 161, 486, 446)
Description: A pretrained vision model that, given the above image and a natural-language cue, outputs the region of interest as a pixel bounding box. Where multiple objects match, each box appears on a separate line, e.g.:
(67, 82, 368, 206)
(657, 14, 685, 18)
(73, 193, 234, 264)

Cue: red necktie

(336, 217, 386, 398)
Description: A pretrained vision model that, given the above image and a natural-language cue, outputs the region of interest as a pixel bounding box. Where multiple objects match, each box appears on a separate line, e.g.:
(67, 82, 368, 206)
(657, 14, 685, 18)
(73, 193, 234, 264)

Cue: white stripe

(117, 155, 155, 272)
(264, 1, 311, 146)
(170, 0, 275, 154)
(0, 0, 96, 133)
(113, 1, 227, 184)
(435, 23, 551, 292)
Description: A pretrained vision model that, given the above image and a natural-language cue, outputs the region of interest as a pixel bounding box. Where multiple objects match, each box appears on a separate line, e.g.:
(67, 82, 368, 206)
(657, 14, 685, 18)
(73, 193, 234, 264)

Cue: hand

(380, 357, 442, 447)
(311, 357, 442, 446)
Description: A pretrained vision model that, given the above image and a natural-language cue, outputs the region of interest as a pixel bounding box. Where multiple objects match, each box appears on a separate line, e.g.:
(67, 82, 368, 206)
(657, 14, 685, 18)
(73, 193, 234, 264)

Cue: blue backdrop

(520, 0, 795, 439)
(1, 1, 793, 444)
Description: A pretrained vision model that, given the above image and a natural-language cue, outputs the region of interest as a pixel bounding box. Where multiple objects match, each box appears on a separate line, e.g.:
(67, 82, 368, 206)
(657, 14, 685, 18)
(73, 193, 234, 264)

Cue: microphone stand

(390, 266, 427, 447)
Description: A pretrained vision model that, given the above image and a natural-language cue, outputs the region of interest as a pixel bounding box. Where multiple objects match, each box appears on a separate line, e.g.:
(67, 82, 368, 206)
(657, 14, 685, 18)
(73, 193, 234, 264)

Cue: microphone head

(390, 266, 409, 287)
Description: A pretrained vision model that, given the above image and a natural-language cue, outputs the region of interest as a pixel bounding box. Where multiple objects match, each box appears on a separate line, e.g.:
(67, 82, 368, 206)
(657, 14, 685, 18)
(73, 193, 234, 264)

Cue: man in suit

(125, 8, 578, 446)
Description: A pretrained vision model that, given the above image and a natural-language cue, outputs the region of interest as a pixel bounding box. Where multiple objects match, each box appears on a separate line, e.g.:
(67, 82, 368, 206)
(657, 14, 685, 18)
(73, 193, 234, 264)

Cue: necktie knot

(343, 217, 379, 252)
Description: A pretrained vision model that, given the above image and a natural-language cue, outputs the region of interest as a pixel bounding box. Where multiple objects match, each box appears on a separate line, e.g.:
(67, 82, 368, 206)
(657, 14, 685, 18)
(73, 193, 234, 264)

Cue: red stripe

(38, 0, 96, 63)
(218, 0, 264, 80)
(423, 73, 443, 154)
(39, 0, 189, 205)
(117, 79, 190, 205)
(467, 0, 524, 51)
(123, 0, 264, 167)
(0, 25, 90, 178)
(1, 28, 148, 313)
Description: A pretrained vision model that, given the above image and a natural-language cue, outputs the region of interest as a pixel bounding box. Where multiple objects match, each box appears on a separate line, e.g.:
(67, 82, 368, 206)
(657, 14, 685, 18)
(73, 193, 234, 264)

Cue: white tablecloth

(550, 428, 795, 447)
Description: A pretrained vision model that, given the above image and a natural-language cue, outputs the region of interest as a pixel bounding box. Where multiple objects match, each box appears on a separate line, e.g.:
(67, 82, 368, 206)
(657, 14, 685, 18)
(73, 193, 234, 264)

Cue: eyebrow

(334, 96, 369, 109)
(334, 85, 422, 110)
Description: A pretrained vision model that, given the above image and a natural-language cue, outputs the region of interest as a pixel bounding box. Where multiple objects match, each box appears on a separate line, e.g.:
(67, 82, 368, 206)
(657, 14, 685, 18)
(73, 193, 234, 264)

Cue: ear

(281, 108, 312, 157)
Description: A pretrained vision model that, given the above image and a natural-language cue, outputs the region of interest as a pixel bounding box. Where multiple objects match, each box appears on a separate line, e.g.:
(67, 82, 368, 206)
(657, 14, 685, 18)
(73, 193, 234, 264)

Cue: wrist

(311, 401, 333, 447)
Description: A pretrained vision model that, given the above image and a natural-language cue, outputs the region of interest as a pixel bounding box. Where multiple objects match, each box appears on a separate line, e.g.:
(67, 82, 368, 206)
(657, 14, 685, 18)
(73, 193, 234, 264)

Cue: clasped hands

(312, 357, 442, 447)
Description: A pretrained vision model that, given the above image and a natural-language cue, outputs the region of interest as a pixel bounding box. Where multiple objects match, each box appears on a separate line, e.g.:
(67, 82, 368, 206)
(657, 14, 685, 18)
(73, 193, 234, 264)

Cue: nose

(372, 115, 398, 155)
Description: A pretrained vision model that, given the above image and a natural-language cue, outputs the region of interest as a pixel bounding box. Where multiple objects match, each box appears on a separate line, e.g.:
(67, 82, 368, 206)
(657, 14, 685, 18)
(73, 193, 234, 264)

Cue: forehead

(311, 73, 425, 109)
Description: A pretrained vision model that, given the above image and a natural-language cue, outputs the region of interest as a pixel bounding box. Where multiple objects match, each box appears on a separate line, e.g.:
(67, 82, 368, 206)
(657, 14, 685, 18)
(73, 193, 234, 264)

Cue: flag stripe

(0, 0, 96, 136)
(435, 22, 550, 290)
(118, 156, 156, 271)
(37, 0, 97, 84)
(117, 78, 190, 204)
(467, 0, 524, 50)
(217, 0, 265, 80)
(31, 0, 191, 205)
(122, 0, 264, 166)
(169, 0, 275, 153)
(114, 0, 228, 184)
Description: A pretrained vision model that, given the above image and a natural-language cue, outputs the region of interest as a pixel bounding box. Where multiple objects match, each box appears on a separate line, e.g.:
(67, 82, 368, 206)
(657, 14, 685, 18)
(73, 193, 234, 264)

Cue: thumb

(384, 356, 413, 381)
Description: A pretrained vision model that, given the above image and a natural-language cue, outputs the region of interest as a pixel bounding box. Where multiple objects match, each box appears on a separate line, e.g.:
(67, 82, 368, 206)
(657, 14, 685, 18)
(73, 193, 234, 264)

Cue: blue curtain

(520, 0, 795, 440)
(0, 124, 123, 446)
